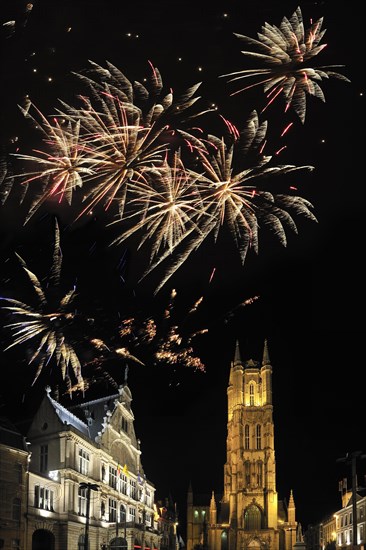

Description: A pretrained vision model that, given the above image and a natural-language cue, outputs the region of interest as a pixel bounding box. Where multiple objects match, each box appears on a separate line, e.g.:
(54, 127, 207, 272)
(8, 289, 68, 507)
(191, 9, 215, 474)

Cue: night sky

(0, 0, 365, 536)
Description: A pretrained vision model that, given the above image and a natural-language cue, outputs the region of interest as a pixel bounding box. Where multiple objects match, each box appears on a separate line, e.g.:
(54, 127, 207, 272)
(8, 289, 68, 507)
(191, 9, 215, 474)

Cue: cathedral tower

(187, 339, 297, 550)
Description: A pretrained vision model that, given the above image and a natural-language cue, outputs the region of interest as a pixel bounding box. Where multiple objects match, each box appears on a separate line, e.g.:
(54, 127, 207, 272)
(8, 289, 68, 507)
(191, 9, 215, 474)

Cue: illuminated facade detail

(335, 492, 366, 549)
(0, 419, 29, 550)
(304, 491, 366, 550)
(187, 339, 298, 550)
(1, 378, 180, 550)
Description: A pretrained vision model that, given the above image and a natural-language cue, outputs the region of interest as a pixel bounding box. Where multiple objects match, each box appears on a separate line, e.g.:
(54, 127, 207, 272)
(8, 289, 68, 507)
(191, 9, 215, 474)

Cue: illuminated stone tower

(187, 339, 298, 550)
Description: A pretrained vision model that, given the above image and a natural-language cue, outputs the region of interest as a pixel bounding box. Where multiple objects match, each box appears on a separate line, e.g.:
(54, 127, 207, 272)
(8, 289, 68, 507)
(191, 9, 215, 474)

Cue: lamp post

(80, 482, 99, 550)
(336, 451, 366, 549)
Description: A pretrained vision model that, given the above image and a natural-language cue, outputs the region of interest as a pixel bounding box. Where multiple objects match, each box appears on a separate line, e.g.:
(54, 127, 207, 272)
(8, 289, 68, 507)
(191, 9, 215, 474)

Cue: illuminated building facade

(0, 418, 30, 550)
(334, 491, 365, 549)
(187, 340, 299, 550)
(21, 379, 163, 549)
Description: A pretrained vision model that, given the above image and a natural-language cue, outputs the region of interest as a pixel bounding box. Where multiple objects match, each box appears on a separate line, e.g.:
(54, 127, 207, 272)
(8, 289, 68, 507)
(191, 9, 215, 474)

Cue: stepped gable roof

(47, 383, 132, 441)
(69, 392, 121, 440)
(0, 416, 29, 451)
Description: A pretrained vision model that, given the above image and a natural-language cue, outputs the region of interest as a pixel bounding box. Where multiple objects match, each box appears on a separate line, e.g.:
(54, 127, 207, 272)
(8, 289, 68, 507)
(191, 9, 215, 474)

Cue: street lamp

(80, 482, 99, 550)
(336, 451, 366, 549)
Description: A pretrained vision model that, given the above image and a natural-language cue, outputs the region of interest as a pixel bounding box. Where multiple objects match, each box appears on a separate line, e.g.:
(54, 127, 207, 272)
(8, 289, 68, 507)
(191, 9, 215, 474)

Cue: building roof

(0, 416, 29, 451)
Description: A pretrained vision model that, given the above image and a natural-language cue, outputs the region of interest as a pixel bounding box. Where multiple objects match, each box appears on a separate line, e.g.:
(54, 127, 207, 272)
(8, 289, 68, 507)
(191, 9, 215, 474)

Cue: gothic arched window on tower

(249, 383, 255, 406)
(244, 424, 250, 449)
(244, 504, 262, 530)
(256, 425, 261, 450)
(256, 461, 263, 487)
(245, 460, 251, 486)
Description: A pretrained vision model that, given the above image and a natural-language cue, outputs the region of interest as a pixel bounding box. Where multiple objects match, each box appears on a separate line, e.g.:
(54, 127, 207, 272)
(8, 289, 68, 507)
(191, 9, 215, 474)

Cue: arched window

(78, 533, 89, 550)
(249, 383, 255, 406)
(221, 530, 228, 550)
(244, 504, 262, 530)
(111, 537, 127, 549)
(244, 425, 250, 450)
(245, 461, 251, 487)
(256, 461, 263, 487)
(256, 425, 261, 450)
(120, 503, 126, 522)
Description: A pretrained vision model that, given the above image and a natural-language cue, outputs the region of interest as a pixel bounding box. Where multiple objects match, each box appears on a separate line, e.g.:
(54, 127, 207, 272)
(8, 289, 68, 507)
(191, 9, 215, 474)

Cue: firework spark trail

(108, 150, 208, 260)
(220, 6, 350, 123)
(6, 61, 211, 224)
(138, 111, 317, 294)
(0, 218, 85, 389)
(1, 6, 345, 297)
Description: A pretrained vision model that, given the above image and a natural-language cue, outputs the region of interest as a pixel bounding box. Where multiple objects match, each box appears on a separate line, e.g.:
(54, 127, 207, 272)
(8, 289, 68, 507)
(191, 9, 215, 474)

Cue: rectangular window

(109, 499, 117, 522)
(11, 540, 20, 549)
(78, 487, 87, 516)
(79, 448, 90, 475)
(34, 485, 54, 510)
(40, 445, 48, 472)
(109, 466, 117, 489)
(121, 417, 128, 433)
(129, 507, 136, 523)
(130, 480, 136, 500)
(121, 474, 127, 495)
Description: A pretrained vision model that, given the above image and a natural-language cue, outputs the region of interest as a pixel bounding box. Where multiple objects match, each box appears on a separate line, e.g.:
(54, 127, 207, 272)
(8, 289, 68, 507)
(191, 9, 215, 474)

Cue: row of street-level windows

(340, 507, 365, 527)
(338, 525, 364, 546)
(78, 492, 152, 526)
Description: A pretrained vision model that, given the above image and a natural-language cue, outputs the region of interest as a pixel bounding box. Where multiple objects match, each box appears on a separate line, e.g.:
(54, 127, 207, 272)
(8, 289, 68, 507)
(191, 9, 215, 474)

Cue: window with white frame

(79, 448, 90, 475)
(145, 488, 151, 507)
(109, 498, 117, 522)
(120, 474, 127, 495)
(34, 485, 54, 511)
(129, 506, 136, 523)
(109, 466, 117, 489)
(78, 486, 87, 516)
(130, 479, 137, 500)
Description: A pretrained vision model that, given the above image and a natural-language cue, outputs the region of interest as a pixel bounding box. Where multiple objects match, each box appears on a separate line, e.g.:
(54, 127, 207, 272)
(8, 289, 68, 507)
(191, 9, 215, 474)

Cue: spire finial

(234, 339, 241, 364)
(262, 338, 271, 366)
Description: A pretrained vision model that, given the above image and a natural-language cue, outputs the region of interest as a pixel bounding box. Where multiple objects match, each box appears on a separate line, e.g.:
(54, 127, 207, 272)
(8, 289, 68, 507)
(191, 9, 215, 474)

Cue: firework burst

(6, 60, 210, 224)
(221, 6, 350, 123)
(139, 111, 317, 293)
(0, 218, 87, 389)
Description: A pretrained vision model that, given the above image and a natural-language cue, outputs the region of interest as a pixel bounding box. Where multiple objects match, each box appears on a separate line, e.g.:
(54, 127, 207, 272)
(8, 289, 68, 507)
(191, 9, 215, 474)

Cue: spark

(139, 111, 317, 294)
(0, 218, 85, 389)
(220, 6, 350, 123)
